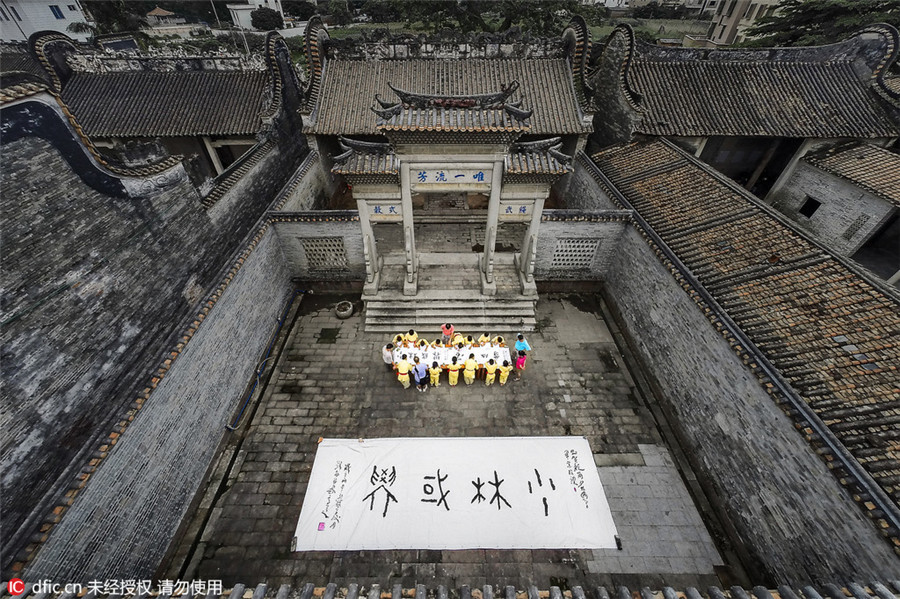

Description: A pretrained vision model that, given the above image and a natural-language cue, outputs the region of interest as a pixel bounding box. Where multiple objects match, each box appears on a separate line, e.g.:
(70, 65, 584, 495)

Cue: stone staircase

(362, 253, 536, 333)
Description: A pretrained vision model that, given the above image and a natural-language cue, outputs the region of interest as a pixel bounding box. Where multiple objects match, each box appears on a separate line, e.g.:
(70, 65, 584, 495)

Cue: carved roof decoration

(302, 16, 329, 114)
(0, 81, 49, 104)
(372, 80, 532, 133)
(383, 80, 519, 109)
(597, 24, 900, 138)
(307, 59, 586, 135)
(804, 142, 900, 207)
(505, 137, 572, 175)
(560, 15, 595, 113)
(592, 138, 900, 528)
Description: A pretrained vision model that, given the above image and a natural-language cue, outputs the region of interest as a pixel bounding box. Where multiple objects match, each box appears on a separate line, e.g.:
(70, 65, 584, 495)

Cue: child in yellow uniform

(464, 353, 478, 385)
(484, 359, 498, 386)
(405, 329, 418, 344)
(451, 333, 464, 346)
(498, 360, 512, 385)
(429, 361, 442, 387)
(396, 355, 411, 389)
(446, 357, 462, 386)
(492, 335, 505, 346)
(478, 332, 491, 344)
(394, 333, 406, 346)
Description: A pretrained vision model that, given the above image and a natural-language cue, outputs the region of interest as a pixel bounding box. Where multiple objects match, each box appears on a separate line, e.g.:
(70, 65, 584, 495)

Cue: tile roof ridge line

(656, 136, 900, 304)
(583, 146, 900, 539)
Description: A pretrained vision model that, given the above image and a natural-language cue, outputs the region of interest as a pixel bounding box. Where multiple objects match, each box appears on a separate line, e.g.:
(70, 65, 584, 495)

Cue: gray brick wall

(272, 215, 365, 281)
(601, 225, 900, 583)
(768, 162, 896, 256)
(24, 227, 292, 581)
(2, 126, 306, 570)
(277, 153, 328, 212)
(535, 215, 630, 280)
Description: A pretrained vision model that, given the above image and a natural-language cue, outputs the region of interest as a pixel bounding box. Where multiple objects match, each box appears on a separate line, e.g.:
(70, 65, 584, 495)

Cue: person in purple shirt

(412, 356, 428, 392)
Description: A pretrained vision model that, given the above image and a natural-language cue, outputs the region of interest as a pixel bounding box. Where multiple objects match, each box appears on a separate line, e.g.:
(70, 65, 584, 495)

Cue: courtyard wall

(563, 160, 900, 583)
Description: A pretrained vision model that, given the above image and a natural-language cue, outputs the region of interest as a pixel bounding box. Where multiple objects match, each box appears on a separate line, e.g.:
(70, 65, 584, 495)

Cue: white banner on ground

(293, 437, 618, 551)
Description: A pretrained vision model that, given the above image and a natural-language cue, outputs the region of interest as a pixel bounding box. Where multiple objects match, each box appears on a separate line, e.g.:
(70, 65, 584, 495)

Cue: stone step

(364, 298, 536, 333)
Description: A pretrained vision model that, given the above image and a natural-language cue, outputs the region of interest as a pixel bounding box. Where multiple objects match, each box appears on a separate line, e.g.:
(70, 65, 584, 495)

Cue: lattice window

(301, 237, 349, 271)
(551, 238, 600, 269)
(842, 215, 870, 240)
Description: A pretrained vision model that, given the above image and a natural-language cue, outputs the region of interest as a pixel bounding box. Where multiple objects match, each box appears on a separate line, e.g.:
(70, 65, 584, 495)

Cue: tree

(744, 0, 900, 47)
(362, 0, 402, 23)
(328, 0, 351, 25)
(284, 0, 317, 20)
(81, 0, 147, 33)
(250, 6, 284, 30)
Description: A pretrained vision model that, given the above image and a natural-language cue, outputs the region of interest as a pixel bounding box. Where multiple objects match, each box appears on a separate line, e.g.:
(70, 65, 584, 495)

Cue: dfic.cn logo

(8, 579, 26, 595)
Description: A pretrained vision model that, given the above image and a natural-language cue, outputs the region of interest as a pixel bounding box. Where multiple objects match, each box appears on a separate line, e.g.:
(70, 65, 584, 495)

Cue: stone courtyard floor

(168, 293, 726, 590)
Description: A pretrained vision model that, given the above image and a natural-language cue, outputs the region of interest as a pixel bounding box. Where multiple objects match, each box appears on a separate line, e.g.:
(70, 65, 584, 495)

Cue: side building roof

(61, 71, 269, 137)
(599, 25, 900, 138)
(804, 142, 900, 207)
(591, 139, 900, 522)
(309, 59, 586, 136)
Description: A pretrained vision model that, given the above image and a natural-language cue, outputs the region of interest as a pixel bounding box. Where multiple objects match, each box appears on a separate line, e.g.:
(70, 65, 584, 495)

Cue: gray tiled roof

(332, 150, 399, 175)
(61, 71, 269, 137)
(310, 59, 585, 135)
(0, 45, 47, 82)
(378, 106, 530, 132)
(629, 60, 900, 138)
(805, 142, 900, 207)
(592, 139, 900, 519)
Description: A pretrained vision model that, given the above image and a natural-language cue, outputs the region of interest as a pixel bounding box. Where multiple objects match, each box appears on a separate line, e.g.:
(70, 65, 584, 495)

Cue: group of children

(382, 323, 532, 392)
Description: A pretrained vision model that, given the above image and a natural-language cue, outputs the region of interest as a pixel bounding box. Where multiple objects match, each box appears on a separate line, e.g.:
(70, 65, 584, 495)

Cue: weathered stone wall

(601, 225, 900, 584)
(1, 94, 307, 570)
(23, 227, 292, 581)
(561, 165, 900, 582)
(767, 161, 897, 256)
(534, 212, 630, 280)
(276, 153, 327, 212)
(272, 212, 366, 281)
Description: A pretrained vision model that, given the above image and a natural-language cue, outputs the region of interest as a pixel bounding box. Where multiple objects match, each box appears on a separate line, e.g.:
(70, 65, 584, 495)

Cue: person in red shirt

(441, 323, 454, 345)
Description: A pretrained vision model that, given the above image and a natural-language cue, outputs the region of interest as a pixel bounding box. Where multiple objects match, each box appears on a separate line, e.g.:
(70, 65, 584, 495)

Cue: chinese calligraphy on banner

(293, 437, 618, 550)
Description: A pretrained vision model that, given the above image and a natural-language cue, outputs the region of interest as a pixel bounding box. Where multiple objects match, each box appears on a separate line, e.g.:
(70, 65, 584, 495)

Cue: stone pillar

(480, 160, 503, 295)
(515, 195, 543, 296)
(357, 199, 381, 295)
(400, 163, 417, 295)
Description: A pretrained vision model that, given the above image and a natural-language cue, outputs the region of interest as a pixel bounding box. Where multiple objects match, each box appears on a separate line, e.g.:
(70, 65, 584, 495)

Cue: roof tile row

(592, 139, 900, 509)
(61, 71, 268, 137)
(311, 59, 584, 135)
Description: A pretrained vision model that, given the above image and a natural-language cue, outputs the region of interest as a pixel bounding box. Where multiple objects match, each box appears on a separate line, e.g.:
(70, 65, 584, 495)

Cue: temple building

(2, 16, 900, 593)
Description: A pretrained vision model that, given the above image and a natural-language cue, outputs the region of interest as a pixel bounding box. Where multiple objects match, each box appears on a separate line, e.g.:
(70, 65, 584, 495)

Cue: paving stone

(180, 294, 724, 589)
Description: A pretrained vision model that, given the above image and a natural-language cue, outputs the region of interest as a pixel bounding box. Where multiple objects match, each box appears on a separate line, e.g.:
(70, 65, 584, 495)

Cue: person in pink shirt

(515, 350, 527, 381)
(441, 323, 454, 345)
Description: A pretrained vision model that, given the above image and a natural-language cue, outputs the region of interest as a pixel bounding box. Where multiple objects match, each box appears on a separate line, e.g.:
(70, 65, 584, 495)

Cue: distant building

(0, 0, 91, 42)
(708, 0, 779, 45)
(227, 0, 285, 31)
(146, 6, 185, 26)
